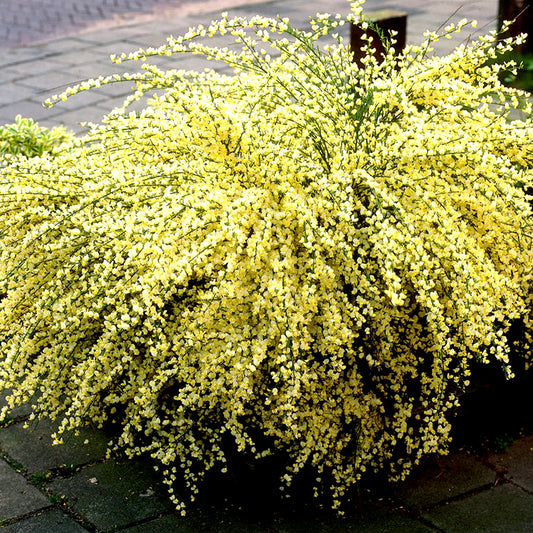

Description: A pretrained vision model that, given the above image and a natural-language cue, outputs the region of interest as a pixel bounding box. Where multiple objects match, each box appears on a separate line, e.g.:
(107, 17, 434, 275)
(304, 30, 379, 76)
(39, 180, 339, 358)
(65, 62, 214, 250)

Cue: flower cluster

(1, 0, 533, 514)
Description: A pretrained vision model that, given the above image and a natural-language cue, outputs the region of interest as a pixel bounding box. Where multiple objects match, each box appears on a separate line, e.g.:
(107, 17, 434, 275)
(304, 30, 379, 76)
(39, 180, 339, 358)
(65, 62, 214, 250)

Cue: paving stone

(77, 29, 158, 47)
(1, 67, 25, 83)
(78, 27, 160, 47)
(273, 505, 436, 533)
(0, 47, 52, 68)
(43, 48, 121, 70)
(37, 37, 95, 54)
(168, 54, 230, 72)
(120, 514, 194, 533)
(95, 95, 135, 113)
(0, 100, 61, 124)
(6, 56, 72, 77)
(121, 511, 267, 533)
(0, 82, 42, 106)
(0, 459, 50, 521)
(120, 503, 436, 533)
(2, 509, 89, 532)
(0, 418, 109, 475)
(488, 434, 533, 494)
(17, 69, 90, 94)
(0, 0, 189, 49)
(126, 20, 193, 38)
(394, 451, 495, 509)
(49, 102, 133, 133)
(48, 59, 129, 81)
(423, 483, 533, 533)
(47, 459, 173, 531)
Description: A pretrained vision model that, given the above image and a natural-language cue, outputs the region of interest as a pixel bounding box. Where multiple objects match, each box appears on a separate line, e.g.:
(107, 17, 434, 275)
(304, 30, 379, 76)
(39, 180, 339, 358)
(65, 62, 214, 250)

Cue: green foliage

(0, 1, 532, 514)
(58, 462, 75, 474)
(48, 494, 66, 505)
(0, 414, 15, 427)
(1, 453, 25, 473)
(498, 51, 533, 92)
(465, 431, 515, 455)
(0, 115, 74, 158)
(30, 470, 51, 487)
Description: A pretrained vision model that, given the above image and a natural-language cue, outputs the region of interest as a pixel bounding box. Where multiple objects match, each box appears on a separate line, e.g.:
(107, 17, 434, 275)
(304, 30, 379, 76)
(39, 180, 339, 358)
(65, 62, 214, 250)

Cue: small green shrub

(48, 494, 66, 505)
(0, 115, 73, 158)
(0, 1, 532, 514)
(30, 470, 51, 487)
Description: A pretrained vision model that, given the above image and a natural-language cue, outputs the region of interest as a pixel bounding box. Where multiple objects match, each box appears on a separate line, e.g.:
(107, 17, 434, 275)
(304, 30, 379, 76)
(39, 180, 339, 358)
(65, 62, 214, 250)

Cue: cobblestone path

(0, 0, 209, 48)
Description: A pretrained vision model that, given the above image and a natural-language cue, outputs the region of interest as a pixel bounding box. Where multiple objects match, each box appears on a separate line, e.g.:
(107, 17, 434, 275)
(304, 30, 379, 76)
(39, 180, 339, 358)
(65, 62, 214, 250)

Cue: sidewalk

(0, 0, 502, 134)
(2, 0, 533, 532)
(2, 384, 533, 532)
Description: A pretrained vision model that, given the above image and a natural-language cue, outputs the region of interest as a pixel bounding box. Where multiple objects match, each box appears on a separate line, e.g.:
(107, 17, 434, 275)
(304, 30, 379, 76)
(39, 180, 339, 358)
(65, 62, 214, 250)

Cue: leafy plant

(0, 414, 15, 427)
(59, 462, 75, 473)
(0, 115, 73, 158)
(464, 431, 515, 455)
(1, 453, 25, 473)
(48, 494, 66, 505)
(30, 470, 51, 487)
(0, 0, 532, 515)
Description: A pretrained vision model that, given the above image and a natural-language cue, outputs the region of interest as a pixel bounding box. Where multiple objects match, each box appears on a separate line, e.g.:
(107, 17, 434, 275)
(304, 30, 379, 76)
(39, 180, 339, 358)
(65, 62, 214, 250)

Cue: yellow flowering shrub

(1, 0, 533, 513)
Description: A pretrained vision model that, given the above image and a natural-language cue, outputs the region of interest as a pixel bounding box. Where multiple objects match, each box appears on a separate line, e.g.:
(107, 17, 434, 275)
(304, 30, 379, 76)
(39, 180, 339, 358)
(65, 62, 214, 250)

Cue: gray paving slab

(17, 69, 93, 95)
(0, 47, 52, 68)
(120, 514, 201, 533)
(0, 100, 62, 125)
(1, 509, 89, 533)
(121, 511, 270, 533)
(272, 505, 437, 533)
(0, 83, 42, 107)
(79, 26, 165, 46)
(47, 459, 174, 531)
(423, 483, 533, 533)
(3, 57, 70, 77)
(394, 451, 496, 510)
(32, 36, 96, 54)
(0, 459, 50, 521)
(0, 418, 109, 475)
(488, 434, 533, 494)
(0, 0, 190, 49)
(47, 47, 132, 69)
(120, 503, 437, 533)
(1, 68, 24, 84)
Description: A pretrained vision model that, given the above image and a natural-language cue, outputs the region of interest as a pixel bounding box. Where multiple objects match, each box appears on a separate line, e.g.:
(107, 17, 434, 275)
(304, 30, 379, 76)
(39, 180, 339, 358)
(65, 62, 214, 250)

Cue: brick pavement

(0, 0, 267, 49)
(1, 0, 180, 48)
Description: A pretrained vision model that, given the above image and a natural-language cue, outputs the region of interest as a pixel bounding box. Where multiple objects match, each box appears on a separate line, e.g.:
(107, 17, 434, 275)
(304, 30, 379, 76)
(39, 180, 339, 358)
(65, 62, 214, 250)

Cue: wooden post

(498, 0, 532, 54)
(350, 10, 407, 67)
